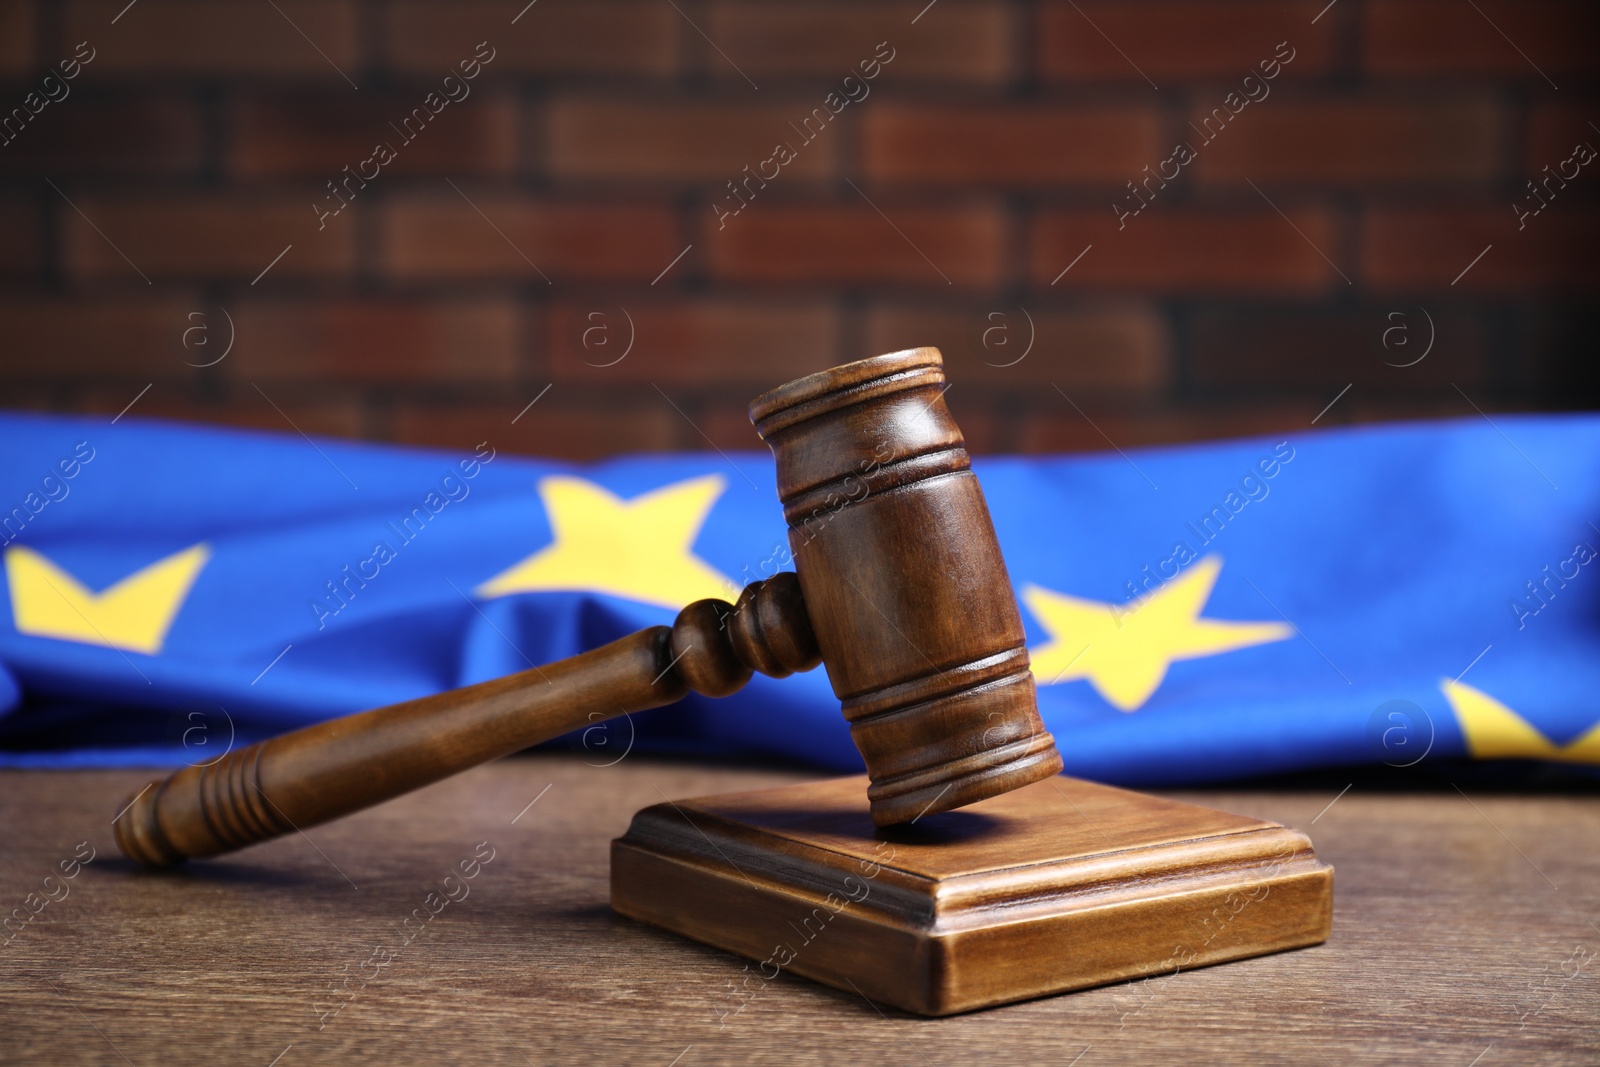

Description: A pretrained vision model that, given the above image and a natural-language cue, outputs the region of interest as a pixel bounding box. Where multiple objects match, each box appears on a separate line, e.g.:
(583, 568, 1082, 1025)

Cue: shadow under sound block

(611, 775, 1333, 1016)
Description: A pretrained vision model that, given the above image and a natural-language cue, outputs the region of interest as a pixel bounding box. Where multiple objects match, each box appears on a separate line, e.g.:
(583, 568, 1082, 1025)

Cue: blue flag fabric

(1, 411, 1596, 783)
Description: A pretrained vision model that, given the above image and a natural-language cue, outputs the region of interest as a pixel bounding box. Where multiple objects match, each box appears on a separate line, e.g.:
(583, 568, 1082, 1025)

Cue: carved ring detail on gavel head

(748, 347, 1062, 825)
(112, 347, 1061, 866)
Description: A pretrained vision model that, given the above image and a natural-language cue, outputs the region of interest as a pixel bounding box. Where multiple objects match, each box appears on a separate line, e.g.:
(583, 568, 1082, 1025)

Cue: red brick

(546, 299, 838, 386)
(1341, 396, 1499, 429)
(701, 394, 1006, 455)
(1020, 402, 1311, 452)
(1039, 2, 1332, 83)
(1526, 105, 1600, 173)
(693, 407, 771, 454)
(707, 202, 1005, 288)
(865, 303, 1169, 390)
(1190, 97, 1508, 186)
(381, 196, 680, 282)
(390, 400, 677, 459)
(864, 105, 1161, 186)
(1188, 310, 1491, 392)
(1361, 209, 1600, 292)
(0, 384, 59, 412)
(1519, 309, 1596, 402)
(383, 0, 676, 78)
(939, 391, 1005, 455)
(0, 297, 201, 378)
(1366, 1, 1597, 79)
(0, 198, 39, 278)
(706, 3, 1012, 85)
(230, 93, 516, 179)
(1, 1, 33, 76)
(548, 99, 837, 183)
(231, 300, 519, 385)
(78, 389, 368, 440)
(65, 1, 361, 78)
(1031, 209, 1342, 293)
(0, 97, 202, 175)
(62, 195, 355, 282)
(645, 389, 778, 454)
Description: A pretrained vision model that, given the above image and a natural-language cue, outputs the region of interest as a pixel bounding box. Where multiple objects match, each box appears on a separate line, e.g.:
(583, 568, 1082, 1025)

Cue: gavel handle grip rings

(113, 575, 819, 867)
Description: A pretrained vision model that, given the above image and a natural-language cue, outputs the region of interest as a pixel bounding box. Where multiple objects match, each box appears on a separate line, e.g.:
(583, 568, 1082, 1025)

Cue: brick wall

(1, 0, 1594, 458)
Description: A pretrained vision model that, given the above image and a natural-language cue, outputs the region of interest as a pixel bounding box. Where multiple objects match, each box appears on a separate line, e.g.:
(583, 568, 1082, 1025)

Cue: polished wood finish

(750, 348, 1061, 824)
(115, 348, 1062, 865)
(613, 774, 1332, 1015)
(7, 757, 1596, 1066)
(114, 573, 819, 865)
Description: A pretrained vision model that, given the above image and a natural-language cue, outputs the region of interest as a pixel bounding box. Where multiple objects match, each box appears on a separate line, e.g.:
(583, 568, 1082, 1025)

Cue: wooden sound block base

(611, 774, 1333, 1016)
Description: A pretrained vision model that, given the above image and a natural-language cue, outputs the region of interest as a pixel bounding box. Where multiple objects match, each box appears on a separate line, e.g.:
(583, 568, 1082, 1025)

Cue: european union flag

(2, 411, 1596, 783)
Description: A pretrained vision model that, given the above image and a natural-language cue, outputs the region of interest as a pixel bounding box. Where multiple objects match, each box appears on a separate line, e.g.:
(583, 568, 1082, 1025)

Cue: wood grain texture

(751, 348, 1062, 825)
(115, 347, 1063, 865)
(3, 756, 1597, 1066)
(613, 775, 1332, 1014)
(112, 573, 819, 866)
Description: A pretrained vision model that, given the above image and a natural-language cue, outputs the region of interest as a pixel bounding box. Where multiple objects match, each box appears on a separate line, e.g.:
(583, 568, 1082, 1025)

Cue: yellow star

(476, 474, 735, 610)
(1022, 556, 1291, 712)
(1442, 679, 1600, 763)
(5, 543, 210, 655)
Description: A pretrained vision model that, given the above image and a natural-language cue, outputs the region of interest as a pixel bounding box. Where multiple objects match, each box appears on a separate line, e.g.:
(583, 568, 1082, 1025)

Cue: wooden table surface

(2, 754, 1596, 1066)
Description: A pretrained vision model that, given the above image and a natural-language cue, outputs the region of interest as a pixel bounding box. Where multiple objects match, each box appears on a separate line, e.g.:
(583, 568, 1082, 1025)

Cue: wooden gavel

(114, 348, 1063, 866)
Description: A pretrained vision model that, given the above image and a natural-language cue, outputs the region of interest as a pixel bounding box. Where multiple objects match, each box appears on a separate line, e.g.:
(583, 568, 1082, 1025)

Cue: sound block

(611, 774, 1332, 1016)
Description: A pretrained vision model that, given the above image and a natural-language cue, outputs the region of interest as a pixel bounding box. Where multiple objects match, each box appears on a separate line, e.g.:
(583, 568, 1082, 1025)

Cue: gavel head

(749, 347, 1063, 826)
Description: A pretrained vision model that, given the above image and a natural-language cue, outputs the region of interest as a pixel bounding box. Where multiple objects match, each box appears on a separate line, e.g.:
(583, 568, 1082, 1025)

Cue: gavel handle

(114, 576, 819, 867)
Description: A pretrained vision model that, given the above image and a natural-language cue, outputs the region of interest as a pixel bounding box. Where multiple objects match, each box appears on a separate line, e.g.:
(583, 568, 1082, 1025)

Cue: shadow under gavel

(115, 348, 1063, 867)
